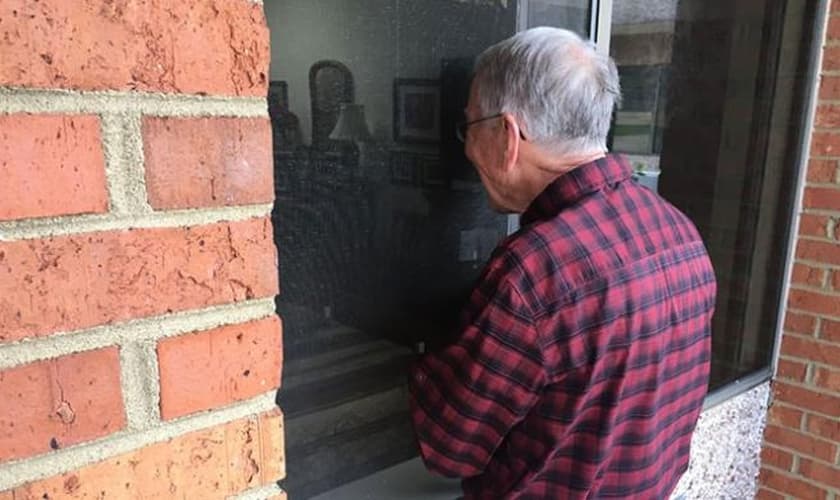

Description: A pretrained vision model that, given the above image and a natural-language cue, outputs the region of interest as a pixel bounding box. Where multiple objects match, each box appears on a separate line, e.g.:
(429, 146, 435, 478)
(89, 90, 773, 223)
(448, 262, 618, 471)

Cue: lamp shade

(329, 103, 373, 141)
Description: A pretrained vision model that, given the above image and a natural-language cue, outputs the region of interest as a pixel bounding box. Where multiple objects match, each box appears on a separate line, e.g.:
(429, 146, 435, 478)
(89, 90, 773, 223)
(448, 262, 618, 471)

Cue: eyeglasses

(455, 113, 503, 142)
(455, 113, 527, 142)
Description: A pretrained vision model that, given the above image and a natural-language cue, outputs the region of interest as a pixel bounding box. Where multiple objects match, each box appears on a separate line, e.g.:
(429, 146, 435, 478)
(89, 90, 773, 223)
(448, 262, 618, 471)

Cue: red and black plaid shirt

(409, 154, 716, 499)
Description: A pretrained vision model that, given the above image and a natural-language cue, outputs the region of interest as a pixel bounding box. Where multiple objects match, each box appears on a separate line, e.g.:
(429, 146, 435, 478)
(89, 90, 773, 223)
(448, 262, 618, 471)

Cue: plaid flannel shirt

(409, 154, 716, 499)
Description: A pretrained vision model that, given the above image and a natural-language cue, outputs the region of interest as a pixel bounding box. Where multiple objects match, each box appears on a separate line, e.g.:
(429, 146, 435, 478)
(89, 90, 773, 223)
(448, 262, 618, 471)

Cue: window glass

(264, 1, 592, 497)
(608, 0, 819, 390)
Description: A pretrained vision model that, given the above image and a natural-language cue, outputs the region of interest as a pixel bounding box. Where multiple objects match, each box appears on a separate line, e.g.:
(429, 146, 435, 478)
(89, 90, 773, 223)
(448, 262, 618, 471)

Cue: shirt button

(415, 372, 426, 384)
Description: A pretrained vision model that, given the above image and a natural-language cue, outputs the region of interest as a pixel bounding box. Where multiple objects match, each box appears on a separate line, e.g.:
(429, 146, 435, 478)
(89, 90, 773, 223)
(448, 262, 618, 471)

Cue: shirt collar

(521, 154, 633, 226)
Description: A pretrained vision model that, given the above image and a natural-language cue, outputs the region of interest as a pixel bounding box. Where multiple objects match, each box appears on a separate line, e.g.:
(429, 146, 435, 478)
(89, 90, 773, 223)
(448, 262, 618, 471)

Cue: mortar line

(0, 87, 267, 117)
(228, 483, 285, 500)
(119, 340, 163, 431)
(0, 392, 280, 491)
(0, 204, 274, 241)
(0, 298, 278, 370)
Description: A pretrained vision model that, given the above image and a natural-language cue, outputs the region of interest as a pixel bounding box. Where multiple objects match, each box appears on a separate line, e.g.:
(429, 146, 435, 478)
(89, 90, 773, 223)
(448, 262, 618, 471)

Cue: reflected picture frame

(393, 78, 441, 143)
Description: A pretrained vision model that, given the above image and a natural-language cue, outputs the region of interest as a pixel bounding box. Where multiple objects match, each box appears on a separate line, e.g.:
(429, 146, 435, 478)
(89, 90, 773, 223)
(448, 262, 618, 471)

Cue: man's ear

(500, 112, 521, 172)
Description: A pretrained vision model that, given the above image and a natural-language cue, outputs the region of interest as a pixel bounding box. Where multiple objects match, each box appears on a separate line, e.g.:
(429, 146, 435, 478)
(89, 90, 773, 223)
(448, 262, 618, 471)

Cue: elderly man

(408, 27, 716, 499)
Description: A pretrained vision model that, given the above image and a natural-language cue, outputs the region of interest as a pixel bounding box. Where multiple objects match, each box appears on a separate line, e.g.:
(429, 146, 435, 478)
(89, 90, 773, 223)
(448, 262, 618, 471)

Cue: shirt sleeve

(408, 275, 546, 478)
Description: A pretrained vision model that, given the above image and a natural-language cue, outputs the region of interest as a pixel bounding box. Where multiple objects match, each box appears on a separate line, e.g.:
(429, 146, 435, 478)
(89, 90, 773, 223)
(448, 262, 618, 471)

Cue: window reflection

(265, 1, 589, 497)
(608, 0, 818, 389)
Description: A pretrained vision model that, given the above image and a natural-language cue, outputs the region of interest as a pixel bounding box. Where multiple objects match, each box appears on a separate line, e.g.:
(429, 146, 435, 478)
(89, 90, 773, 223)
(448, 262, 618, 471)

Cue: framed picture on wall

(394, 78, 441, 143)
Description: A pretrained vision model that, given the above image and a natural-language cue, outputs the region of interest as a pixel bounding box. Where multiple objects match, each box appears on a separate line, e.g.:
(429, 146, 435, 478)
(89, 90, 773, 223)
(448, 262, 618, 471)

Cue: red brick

(834, 0, 840, 12)
(784, 311, 818, 336)
(788, 288, 840, 316)
(796, 239, 840, 266)
(807, 159, 838, 183)
(820, 76, 840, 100)
(768, 403, 805, 429)
(810, 131, 840, 156)
(759, 467, 828, 499)
(814, 367, 840, 393)
(775, 381, 840, 419)
(828, 16, 840, 42)
(0, 0, 268, 96)
(143, 117, 273, 210)
(807, 413, 840, 441)
(833, 269, 840, 291)
(798, 458, 840, 489)
(754, 487, 786, 500)
(755, 487, 787, 500)
(777, 357, 809, 383)
(0, 114, 107, 221)
(0, 218, 278, 344)
(765, 424, 837, 462)
(799, 214, 831, 239)
(824, 46, 840, 72)
(6, 409, 285, 498)
(781, 335, 840, 367)
(760, 444, 795, 471)
(823, 319, 840, 343)
(158, 317, 282, 420)
(0, 348, 124, 462)
(816, 104, 840, 128)
(792, 263, 827, 288)
(803, 186, 840, 211)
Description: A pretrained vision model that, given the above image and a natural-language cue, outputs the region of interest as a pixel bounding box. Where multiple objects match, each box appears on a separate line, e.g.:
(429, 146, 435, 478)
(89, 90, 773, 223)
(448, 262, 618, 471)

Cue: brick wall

(0, 1, 286, 499)
(757, 2, 840, 498)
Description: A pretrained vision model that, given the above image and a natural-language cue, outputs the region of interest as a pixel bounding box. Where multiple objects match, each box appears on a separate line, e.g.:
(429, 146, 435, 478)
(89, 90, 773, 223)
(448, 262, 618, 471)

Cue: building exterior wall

(0, 1, 286, 498)
(758, 1, 840, 498)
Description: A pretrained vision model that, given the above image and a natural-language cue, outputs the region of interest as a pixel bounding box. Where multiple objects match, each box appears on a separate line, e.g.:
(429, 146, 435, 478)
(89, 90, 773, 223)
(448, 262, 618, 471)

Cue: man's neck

(513, 149, 607, 213)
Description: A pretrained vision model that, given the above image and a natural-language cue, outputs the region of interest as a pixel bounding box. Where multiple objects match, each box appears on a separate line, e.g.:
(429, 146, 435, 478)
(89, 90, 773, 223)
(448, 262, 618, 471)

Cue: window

(607, 0, 820, 390)
(264, 1, 594, 497)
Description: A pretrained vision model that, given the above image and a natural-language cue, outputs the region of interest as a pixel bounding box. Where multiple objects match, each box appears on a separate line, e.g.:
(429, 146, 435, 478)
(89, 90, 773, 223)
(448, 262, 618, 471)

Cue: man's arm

(408, 278, 546, 478)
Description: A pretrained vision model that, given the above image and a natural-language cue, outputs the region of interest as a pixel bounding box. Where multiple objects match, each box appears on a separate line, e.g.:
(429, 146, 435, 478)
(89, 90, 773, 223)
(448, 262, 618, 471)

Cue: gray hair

(473, 27, 621, 154)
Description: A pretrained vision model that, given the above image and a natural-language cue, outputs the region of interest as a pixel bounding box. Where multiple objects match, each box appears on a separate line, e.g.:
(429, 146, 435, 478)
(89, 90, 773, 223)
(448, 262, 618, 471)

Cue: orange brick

(792, 263, 827, 288)
(806, 159, 838, 183)
(760, 445, 795, 471)
(798, 458, 840, 489)
(768, 403, 805, 429)
(784, 311, 818, 336)
(788, 288, 840, 316)
(803, 186, 840, 211)
(0, 218, 278, 344)
(780, 335, 840, 367)
(143, 117, 273, 210)
(0, 348, 124, 462)
(0, 0, 268, 96)
(807, 413, 840, 441)
(814, 366, 840, 393)
(830, 15, 840, 41)
(799, 214, 831, 239)
(775, 381, 840, 419)
(0, 114, 107, 221)
(157, 317, 283, 420)
(796, 240, 840, 266)
(777, 357, 809, 383)
(759, 467, 828, 500)
(5, 409, 285, 499)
